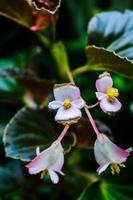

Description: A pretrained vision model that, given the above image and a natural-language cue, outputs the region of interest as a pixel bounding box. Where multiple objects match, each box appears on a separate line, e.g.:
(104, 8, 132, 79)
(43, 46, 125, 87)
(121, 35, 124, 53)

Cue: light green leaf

(52, 42, 70, 78)
(78, 181, 133, 200)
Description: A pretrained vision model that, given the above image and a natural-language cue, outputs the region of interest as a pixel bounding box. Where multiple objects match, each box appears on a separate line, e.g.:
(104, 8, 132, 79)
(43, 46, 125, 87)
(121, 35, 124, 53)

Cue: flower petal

(96, 75, 113, 93)
(36, 147, 40, 156)
(96, 92, 107, 100)
(95, 134, 129, 165)
(55, 106, 81, 121)
(99, 98, 122, 113)
(48, 169, 59, 184)
(26, 143, 64, 175)
(48, 100, 62, 109)
(54, 84, 81, 101)
(73, 98, 85, 109)
(97, 163, 110, 175)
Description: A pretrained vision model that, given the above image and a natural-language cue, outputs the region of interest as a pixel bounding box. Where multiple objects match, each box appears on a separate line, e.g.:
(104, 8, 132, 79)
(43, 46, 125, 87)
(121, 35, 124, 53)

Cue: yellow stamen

(40, 170, 46, 179)
(63, 100, 72, 109)
(110, 163, 125, 175)
(106, 87, 119, 102)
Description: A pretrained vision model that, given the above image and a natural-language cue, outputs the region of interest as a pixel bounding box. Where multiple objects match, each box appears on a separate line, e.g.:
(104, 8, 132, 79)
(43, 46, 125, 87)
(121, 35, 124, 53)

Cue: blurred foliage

(0, 0, 133, 199)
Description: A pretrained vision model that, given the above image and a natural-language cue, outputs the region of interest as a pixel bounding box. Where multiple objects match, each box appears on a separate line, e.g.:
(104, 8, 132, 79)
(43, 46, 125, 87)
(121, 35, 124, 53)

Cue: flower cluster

(26, 72, 132, 183)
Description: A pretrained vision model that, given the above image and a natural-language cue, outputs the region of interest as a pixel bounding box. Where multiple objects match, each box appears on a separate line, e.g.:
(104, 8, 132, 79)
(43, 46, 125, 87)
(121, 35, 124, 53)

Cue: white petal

(55, 106, 81, 121)
(49, 143, 64, 172)
(97, 163, 110, 175)
(94, 134, 129, 165)
(36, 147, 40, 156)
(73, 98, 85, 109)
(48, 169, 59, 184)
(99, 98, 122, 113)
(126, 147, 133, 153)
(96, 92, 107, 100)
(48, 100, 62, 109)
(26, 143, 64, 174)
(54, 85, 81, 101)
(96, 75, 113, 93)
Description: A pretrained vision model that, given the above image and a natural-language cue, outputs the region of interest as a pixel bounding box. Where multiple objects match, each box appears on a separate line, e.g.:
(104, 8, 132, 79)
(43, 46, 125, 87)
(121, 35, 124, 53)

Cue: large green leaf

(86, 45, 133, 79)
(3, 107, 74, 162)
(3, 107, 58, 161)
(78, 181, 133, 200)
(88, 10, 133, 60)
(84, 10, 133, 79)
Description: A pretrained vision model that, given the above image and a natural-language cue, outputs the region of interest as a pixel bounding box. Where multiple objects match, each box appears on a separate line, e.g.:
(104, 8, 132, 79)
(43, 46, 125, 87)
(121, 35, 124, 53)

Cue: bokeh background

(0, 0, 133, 199)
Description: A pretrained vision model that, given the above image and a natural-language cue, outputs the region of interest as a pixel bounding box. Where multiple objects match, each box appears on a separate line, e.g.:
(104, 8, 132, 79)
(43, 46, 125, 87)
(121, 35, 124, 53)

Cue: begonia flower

(94, 133, 131, 175)
(96, 72, 121, 114)
(26, 142, 64, 184)
(48, 83, 85, 125)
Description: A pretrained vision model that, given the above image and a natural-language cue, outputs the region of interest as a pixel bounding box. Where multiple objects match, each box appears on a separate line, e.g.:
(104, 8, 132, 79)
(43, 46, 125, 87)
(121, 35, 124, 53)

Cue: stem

(86, 102, 99, 109)
(66, 69, 101, 136)
(84, 106, 100, 136)
(55, 125, 70, 143)
(66, 70, 75, 84)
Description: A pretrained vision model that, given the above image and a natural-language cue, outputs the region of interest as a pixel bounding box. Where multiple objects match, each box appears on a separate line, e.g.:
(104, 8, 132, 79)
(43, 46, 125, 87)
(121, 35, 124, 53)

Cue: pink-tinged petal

(73, 98, 85, 109)
(97, 163, 110, 175)
(26, 143, 64, 175)
(55, 106, 81, 121)
(36, 147, 40, 156)
(95, 134, 129, 165)
(48, 169, 59, 184)
(48, 100, 62, 109)
(96, 75, 113, 93)
(99, 98, 122, 113)
(95, 92, 107, 101)
(54, 85, 81, 101)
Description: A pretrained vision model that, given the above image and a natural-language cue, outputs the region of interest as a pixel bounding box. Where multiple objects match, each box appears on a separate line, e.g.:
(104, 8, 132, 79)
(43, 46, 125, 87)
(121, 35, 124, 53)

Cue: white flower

(48, 83, 85, 124)
(26, 142, 64, 184)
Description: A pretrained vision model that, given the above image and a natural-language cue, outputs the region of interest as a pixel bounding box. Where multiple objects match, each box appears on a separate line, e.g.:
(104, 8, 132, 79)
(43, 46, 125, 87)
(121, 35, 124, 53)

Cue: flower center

(106, 87, 119, 102)
(40, 170, 46, 179)
(63, 100, 72, 109)
(110, 163, 125, 175)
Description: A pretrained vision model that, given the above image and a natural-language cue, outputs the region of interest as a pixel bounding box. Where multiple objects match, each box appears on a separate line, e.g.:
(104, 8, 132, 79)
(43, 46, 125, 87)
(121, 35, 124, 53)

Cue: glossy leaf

(86, 45, 133, 79)
(3, 107, 57, 161)
(86, 10, 133, 79)
(3, 107, 73, 162)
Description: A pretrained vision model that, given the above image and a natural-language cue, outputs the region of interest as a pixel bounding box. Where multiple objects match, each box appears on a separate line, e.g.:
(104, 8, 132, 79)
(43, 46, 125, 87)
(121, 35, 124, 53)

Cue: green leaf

(78, 181, 133, 200)
(88, 10, 133, 60)
(86, 45, 133, 79)
(52, 42, 70, 78)
(3, 107, 57, 161)
(83, 10, 133, 79)
(3, 107, 73, 162)
(0, 167, 18, 193)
